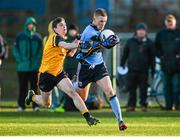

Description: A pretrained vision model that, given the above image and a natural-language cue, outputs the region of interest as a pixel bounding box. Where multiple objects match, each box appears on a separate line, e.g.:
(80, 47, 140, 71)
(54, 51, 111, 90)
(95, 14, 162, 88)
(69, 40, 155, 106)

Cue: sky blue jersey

(76, 24, 104, 65)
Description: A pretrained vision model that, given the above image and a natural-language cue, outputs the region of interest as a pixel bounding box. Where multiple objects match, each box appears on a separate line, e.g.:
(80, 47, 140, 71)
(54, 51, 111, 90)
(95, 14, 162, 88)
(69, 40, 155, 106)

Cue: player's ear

(53, 27, 57, 33)
(92, 14, 97, 22)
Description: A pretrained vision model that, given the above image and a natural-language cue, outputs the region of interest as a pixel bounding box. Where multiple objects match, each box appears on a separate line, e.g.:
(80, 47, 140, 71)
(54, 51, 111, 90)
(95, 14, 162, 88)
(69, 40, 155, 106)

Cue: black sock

(83, 112, 90, 120)
(109, 95, 116, 101)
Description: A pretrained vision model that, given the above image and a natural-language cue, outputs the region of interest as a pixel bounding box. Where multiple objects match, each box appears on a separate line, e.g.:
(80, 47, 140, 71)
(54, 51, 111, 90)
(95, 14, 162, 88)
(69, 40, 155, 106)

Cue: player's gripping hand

(76, 34, 81, 40)
(79, 41, 92, 49)
(114, 34, 120, 44)
(101, 35, 120, 49)
(79, 41, 101, 49)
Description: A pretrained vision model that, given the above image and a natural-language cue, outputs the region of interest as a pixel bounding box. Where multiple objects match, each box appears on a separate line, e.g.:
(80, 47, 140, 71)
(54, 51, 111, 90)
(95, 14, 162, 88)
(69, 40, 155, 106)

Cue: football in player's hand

(100, 29, 120, 49)
(100, 29, 115, 42)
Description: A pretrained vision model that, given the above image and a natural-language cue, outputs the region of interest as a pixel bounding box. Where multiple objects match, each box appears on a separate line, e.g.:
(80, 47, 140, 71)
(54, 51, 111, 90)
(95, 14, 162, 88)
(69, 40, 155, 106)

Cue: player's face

(165, 20, 176, 30)
(136, 29, 146, 38)
(54, 21, 67, 36)
(93, 16, 107, 31)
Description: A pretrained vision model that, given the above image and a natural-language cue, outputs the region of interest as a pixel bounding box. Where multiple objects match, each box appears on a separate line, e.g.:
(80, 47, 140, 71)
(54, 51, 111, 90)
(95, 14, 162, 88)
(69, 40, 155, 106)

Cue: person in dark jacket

(154, 14, 180, 110)
(13, 17, 43, 112)
(120, 22, 155, 112)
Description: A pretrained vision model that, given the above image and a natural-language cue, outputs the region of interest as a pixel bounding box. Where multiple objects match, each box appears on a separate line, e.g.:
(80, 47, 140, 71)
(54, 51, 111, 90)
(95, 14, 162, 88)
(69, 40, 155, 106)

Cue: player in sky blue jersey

(75, 8, 127, 131)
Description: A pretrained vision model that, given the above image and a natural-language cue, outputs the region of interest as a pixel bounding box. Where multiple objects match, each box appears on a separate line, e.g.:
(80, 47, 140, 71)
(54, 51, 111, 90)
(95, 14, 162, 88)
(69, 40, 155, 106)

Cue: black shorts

(77, 62, 109, 88)
(38, 71, 68, 92)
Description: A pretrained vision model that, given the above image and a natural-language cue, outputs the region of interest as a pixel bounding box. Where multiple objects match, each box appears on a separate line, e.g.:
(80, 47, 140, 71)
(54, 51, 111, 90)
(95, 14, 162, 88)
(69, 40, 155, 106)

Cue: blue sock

(109, 95, 123, 123)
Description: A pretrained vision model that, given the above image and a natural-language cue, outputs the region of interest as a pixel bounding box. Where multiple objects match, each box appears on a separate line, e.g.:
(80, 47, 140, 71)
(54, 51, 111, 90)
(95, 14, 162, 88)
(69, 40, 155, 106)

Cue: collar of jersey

(90, 24, 99, 31)
(54, 32, 65, 40)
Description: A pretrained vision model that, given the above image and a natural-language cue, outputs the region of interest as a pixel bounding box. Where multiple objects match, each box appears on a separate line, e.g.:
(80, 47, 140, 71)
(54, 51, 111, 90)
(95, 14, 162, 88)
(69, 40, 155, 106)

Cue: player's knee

(76, 90, 86, 101)
(79, 95, 86, 101)
(104, 88, 115, 98)
(68, 89, 87, 101)
(107, 92, 115, 98)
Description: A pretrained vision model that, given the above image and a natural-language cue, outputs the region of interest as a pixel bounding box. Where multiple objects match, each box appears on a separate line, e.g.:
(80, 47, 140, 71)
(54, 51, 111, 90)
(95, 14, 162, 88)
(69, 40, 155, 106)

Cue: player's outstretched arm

(58, 39, 79, 50)
(67, 48, 77, 57)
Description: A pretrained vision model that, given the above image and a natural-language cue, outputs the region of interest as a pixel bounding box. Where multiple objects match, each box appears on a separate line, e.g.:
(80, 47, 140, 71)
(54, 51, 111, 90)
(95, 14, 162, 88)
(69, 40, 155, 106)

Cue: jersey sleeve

(53, 35, 64, 46)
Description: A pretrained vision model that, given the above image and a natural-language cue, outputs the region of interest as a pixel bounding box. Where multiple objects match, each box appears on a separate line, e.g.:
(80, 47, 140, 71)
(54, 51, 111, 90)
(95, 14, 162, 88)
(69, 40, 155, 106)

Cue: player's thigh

(96, 76, 115, 97)
(77, 83, 91, 101)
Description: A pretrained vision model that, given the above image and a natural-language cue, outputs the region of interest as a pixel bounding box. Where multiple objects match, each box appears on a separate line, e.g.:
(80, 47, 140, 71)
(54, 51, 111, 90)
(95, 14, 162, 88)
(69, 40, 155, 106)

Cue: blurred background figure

(64, 24, 79, 78)
(0, 33, 8, 100)
(120, 22, 155, 112)
(154, 14, 180, 111)
(63, 24, 79, 111)
(0, 34, 8, 67)
(85, 85, 103, 110)
(13, 17, 43, 112)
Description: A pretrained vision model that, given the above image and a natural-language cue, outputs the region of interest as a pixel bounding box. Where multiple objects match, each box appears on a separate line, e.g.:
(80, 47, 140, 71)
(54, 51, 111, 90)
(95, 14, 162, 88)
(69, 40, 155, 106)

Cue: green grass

(0, 102, 180, 136)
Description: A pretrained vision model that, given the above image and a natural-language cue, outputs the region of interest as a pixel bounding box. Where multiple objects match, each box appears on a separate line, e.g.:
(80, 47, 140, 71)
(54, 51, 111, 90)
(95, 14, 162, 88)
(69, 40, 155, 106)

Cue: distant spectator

(0, 34, 8, 98)
(120, 22, 155, 112)
(64, 24, 79, 78)
(85, 86, 103, 110)
(154, 14, 180, 110)
(63, 24, 79, 111)
(0, 34, 8, 67)
(13, 17, 43, 112)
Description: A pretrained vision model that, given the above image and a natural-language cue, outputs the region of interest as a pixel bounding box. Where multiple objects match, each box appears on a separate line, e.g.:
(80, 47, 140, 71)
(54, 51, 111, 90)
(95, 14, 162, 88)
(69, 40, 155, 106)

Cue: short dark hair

(68, 24, 79, 31)
(52, 17, 65, 28)
(94, 8, 107, 17)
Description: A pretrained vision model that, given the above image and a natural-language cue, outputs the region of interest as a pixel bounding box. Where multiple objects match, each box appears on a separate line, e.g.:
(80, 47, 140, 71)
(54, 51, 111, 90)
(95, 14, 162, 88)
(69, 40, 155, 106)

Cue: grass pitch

(0, 102, 180, 136)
